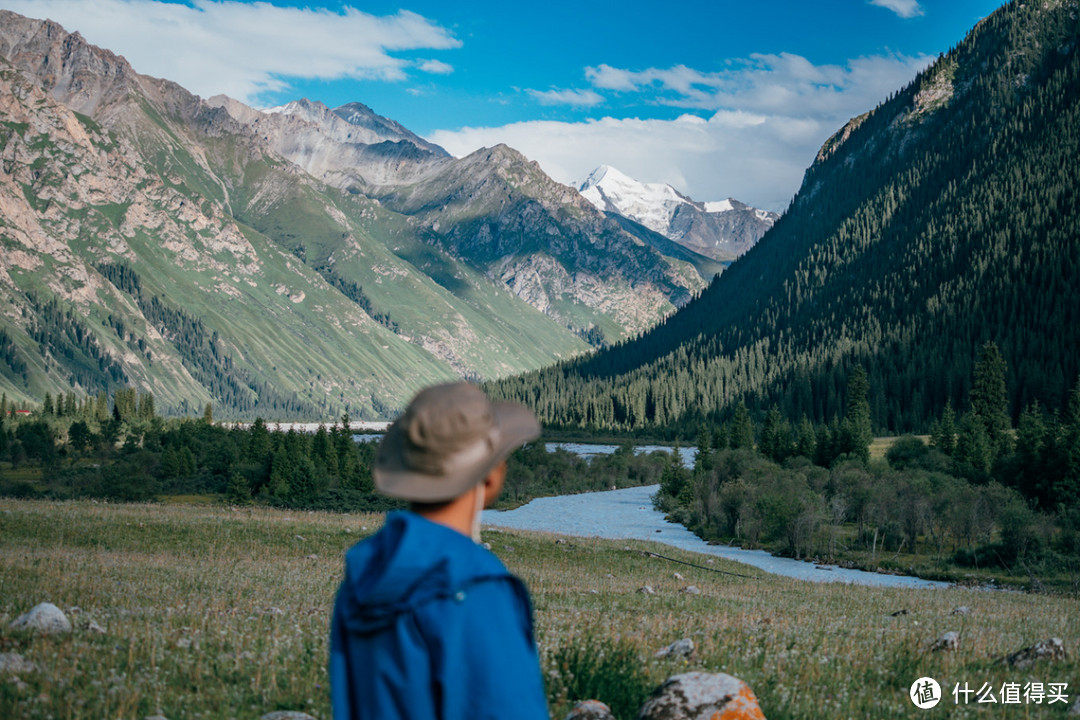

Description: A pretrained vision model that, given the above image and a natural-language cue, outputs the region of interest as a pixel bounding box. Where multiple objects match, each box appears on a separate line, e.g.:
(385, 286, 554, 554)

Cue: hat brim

(374, 401, 540, 502)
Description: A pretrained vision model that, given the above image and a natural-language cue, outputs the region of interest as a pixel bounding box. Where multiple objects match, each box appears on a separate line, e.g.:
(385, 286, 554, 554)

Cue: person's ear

(482, 461, 507, 506)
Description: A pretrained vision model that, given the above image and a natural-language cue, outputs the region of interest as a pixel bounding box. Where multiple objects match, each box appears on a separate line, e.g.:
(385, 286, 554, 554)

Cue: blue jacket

(329, 512, 549, 720)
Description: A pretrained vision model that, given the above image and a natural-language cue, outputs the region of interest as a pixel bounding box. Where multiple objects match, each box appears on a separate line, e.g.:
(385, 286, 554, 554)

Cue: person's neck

(412, 485, 481, 538)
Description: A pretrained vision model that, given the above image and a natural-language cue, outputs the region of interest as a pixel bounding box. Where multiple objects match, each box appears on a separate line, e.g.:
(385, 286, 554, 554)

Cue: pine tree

(729, 401, 754, 450)
(660, 450, 689, 501)
(841, 366, 873, 463)
(225, 472, 252, 505)
(796, 415, 817, 460)
(930, 400, 957, 456)
(1060, 378, 1080, 504)
(760, 406, 792, 463)
(269, 446, 293, 500)
(954, 412, 993, 480)
(970, 341, 1012, 459)
(694, 424, 714, 473)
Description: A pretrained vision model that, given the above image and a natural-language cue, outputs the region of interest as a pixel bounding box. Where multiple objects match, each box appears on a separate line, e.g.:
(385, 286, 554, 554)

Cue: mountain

(578, 165, 778, 262)
(207, 97, 715, 331)
(490, 0, 1080, 435)
(0, 10, 707, 418)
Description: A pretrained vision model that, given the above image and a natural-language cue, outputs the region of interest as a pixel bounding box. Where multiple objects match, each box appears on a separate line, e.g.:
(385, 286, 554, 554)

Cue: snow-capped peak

(578, 165, 692, 236)
(577, 165, 779, 263)
(704, 199, 734, 213)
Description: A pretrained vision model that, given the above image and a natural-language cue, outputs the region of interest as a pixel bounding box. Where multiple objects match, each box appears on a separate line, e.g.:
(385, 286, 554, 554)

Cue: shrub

(547, 631, 653, 720)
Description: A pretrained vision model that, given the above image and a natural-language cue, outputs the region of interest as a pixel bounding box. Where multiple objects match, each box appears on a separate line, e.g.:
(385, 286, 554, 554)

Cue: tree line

(0, 389, 389, 512)
(0, 388, 673, 512)
(654, 350, 1080, 588)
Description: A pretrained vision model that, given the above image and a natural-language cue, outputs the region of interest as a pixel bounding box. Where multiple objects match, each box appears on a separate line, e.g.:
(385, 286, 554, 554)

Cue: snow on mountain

(578, 166, 779, 262)
(704, 199, 734, 213)
(579, 165, 693, 236)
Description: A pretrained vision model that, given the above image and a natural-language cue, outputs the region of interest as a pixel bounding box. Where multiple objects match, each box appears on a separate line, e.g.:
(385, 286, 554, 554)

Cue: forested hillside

(490, 0, 1080, 436)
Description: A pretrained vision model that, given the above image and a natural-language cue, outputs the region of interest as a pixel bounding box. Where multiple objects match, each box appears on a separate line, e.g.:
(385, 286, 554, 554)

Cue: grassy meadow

(0, 498, 1077, 719)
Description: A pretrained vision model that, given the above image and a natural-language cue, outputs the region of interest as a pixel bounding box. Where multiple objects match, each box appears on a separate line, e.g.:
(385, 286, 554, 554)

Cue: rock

(1068, 696, 1080, 716)
(638, 585, 656, 595)
(260, 713, 317, 720)
(564, 699, 616, 720)
(0, 653, 37, 674)
(1001, 637, 1067, 668)
(10, 603, 72, 634)
(673, 572, 684, 580)
(654, 638, 695, 660)
(951, 606, 971, 615)
(637, 672, 765, 720)
(683, 586, 701, 595)
(931, 631, 959, 652)
(144, 716, 170, 720)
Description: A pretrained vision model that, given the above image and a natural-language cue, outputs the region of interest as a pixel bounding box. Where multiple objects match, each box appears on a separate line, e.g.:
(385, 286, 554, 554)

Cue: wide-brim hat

(374, 382, 541, 502)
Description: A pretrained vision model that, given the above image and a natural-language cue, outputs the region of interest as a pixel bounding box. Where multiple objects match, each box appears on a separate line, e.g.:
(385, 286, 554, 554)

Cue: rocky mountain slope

(0, 10, 707, 417)
(208, 96, 714, 333)
(578, 165, 778, 262)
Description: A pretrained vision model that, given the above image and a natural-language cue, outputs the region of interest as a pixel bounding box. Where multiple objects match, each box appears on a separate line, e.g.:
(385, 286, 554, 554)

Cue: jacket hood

(337, 511, 510, 635)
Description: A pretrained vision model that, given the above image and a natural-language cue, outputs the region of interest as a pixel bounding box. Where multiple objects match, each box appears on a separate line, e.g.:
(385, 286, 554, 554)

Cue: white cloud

(525, 88, 604, 107)
(869, 0, 925, 19)
(0, 0, 460, 104)
(431, 52, 933, 212)
(418, 59, 454, 75)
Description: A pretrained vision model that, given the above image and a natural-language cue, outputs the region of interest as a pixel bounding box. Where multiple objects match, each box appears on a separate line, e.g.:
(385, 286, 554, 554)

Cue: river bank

(483, 484, 949, 588)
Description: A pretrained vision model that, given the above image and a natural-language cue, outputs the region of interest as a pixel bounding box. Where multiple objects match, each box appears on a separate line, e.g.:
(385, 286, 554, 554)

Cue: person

(329, 382, 549, 720)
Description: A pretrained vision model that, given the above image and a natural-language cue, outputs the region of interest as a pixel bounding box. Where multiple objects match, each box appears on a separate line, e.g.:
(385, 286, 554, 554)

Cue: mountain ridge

(0, 9, 708, 417)
(578, 164, 778, 262)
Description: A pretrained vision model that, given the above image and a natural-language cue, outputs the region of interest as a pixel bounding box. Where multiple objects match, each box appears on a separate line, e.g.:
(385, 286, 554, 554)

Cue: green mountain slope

(0, 11, 707, 418)
(490, 0, 1080, 434)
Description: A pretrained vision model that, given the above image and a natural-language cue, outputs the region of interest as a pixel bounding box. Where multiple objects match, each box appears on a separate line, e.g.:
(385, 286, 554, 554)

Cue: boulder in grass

(637, 672, 766, 720)
(10, 603, 71, 635)
(1001, 637, 1067, 669)
(0, 653, 37, 674)
(654, 638, 695, 660)
(1068, 696, 1080, 716)
(931, 631, 959, 652)
(564, 699, 616, 720)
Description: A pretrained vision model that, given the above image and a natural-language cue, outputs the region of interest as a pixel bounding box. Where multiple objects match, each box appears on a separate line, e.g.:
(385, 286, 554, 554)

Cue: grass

(0, 498, 1077, 719)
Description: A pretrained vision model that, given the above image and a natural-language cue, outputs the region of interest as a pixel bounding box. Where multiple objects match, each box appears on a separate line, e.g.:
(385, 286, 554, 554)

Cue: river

(482, 484, 950, 589)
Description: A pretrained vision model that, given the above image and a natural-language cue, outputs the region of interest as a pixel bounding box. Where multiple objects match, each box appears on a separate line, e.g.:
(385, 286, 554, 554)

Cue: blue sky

(0, 0, 1005, 210)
